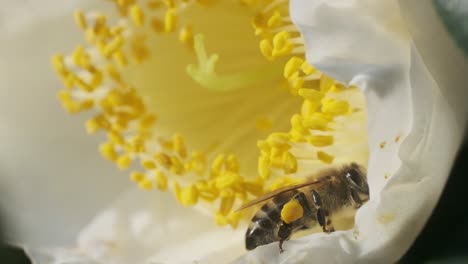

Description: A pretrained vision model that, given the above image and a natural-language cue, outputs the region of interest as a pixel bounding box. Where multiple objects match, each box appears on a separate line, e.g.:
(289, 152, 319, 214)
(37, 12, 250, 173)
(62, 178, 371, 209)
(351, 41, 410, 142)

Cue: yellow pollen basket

(281, 199, 304, 224)
(52, 0, 368, 229)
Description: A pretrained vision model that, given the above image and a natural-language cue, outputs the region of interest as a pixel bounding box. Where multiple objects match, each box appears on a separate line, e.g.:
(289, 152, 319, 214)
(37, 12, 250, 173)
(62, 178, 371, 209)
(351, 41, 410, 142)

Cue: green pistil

(186, 34, 279, 92)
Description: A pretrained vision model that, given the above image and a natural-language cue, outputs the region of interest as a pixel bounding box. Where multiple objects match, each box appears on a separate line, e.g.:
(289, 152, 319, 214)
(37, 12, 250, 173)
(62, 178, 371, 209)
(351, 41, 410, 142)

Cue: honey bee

(238, 163, 369, 253)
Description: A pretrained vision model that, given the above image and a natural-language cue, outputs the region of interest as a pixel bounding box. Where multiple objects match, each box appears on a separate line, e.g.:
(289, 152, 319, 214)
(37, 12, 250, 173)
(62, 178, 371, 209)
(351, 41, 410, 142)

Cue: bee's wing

(236, 176, 330, 211)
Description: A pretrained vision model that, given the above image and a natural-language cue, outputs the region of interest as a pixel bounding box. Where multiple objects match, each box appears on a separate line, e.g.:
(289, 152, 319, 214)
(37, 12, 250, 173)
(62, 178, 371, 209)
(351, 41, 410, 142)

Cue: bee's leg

(277, 222, 292, 254)
(312, 190, 335, 233)
(325, 211, 335, 233)
(279, 239, 285, 254)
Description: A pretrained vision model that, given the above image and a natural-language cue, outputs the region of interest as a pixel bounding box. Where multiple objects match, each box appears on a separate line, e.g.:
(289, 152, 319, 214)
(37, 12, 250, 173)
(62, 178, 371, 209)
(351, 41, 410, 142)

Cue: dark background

(0, 144, 466, 263)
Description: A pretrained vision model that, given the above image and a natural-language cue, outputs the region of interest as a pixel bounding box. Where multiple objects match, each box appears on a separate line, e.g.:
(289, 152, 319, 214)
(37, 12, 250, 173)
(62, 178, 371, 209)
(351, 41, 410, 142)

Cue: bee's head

(245, 223, 276, 250)
(245, 221, 292, 251)
(346, 163, 370, 204)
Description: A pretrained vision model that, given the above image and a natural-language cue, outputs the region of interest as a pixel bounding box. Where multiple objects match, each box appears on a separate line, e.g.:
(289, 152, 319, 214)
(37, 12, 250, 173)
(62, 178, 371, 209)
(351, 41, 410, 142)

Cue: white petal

(75, 188, 244, 264)
(235, 1, 468, 263)
(0, 0, 128, 246)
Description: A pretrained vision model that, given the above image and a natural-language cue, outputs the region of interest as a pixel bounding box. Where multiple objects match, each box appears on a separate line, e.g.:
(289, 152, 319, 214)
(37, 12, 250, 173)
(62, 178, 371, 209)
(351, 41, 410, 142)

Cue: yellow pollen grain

(302, 113, 331, 130)
(301, 100, 319, 117)
(99, 142, 118, 161)
(79, 99, 95, 110)
(258, 155, 271, 179)
(93, 15, 108, 37)
(282, 151, 297, 174)
(219, 195, 235, 216)
(198, 187, 219, 202)
(290, 114, 307, 136)
(226, 211, 243, 228)
(105, 64, 122, 83)
(301, 61, 316, 75)
(116, 154, 132, 170)
(164, 9, 177, 33)
(130, 171, 145, 182)
(270, 147, 285, 159)
(74, 10, 87, 29)
(173, 181, 182, 203)
(113, 50, 128, 66)
(307, 135, 334, 147)
(148, 0, 164, 9)
(180, 184, 199, 206)
(225, 154, 240, 173)
(320, 75, 335, 92)
(317, 151, 334, 164)
(281, 199, 304, 224)
(130, 5, 145, 26)
(211, 154, 225, 177)
(179, 25, 194, 47)
(154, 152, 172, 169)
(186, 151, 206, 175)
(298, 88, 325, 102)
(104, 36, 124, 57)
(108, 131, 125, 145)
(51, 54, 67, 75)
(170, 156, 185, 175)
(141, 159, 157, 170)
(272, 31, 293, 57)
(267, 140, 290, 152)
(85, 117, 101, 134)
(215, 172, 241, 189)
(155, 170, 168, 191)
(138, 179, 153, 190)
(267, 11, 282, 27)
(259, 39, 273, 60)
(71, 46, 90, 68)
(164, 0, 175, 8)
(244, 180, 264, 196)
(173, 134, 187, 158)
(322, 98, 350, 116)
(288, 78, 304, 96)
(214, 212, 229, 226)
(284, 56, 304, 79)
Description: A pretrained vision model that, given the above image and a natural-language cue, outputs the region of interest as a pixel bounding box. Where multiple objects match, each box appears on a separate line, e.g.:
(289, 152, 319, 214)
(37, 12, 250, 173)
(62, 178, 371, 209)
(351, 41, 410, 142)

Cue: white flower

(0, 1, 466, 264)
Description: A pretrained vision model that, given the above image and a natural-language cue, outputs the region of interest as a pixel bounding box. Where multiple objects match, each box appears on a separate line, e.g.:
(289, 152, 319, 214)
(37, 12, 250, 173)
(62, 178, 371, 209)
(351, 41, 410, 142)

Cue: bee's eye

(347, 168, 362, 186)
(346, 167, 369, 194)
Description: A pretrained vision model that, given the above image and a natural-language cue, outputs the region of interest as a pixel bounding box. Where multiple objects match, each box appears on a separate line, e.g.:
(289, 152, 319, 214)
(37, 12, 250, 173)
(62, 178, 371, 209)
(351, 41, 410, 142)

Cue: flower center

(52, 0, 369, 229)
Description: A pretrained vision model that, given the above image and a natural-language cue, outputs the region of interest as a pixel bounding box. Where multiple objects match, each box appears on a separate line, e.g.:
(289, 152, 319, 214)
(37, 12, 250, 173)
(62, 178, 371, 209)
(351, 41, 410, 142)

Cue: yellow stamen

(130, 5, 145, 27)
(130, 171, 145, 182)
(180, 184, 199, 206)
(155, 170, 168, 191)
(317, 151, 335, 164)
(164, 9, 177, 32)
(307, 135, 334, 147)
(74, 10, 87, 30)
